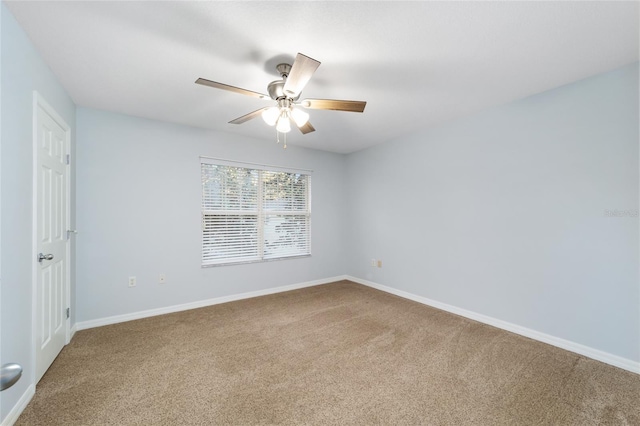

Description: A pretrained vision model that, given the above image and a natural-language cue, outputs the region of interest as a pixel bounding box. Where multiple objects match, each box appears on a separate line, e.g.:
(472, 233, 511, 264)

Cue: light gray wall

(0, 4, 76, 422)
(75, 108, 347, 322)
(346, 62, 639, 362)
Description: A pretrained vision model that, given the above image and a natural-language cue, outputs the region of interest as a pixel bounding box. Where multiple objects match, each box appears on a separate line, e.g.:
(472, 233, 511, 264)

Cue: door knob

(38, 253, 54, 262)
(0, 363, 22, 391)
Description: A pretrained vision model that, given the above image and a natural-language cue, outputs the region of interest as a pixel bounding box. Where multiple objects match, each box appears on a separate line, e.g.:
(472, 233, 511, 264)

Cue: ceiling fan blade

(196, 78, 268, 99)
(301, 99, 366, 113)
(283, 53, 321, 98)
(297, 121, 316, 135)
(229, 108, 269, 124)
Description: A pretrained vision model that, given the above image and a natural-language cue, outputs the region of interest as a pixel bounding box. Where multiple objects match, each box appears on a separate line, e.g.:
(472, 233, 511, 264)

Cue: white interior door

(34, 94, 70, 383)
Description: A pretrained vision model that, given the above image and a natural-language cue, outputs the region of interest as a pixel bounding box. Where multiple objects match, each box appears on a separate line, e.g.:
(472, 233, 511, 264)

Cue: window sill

(202, 254, 311, 268)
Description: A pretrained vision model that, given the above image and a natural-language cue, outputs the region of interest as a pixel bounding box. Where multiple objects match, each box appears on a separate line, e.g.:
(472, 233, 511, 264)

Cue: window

(201, 158, 311, 266)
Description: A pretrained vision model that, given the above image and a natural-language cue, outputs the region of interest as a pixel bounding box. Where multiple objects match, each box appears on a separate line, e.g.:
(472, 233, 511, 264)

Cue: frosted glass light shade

(261, 107, 280, 126)
(290, 108, 309, 127)
(276, 115, 291, 133)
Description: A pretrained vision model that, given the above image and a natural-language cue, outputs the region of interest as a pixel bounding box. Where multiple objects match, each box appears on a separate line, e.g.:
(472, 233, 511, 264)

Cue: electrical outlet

(377, 260, 382, 268)
(371, 259, 376, 267)
(159, 273, 166, 284)
(128, 276, 136, 287)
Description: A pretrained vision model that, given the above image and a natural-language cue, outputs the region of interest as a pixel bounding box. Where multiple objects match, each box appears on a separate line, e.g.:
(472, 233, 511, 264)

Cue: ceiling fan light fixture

(276, 113, 291, 133)
(290, 108, 309, 127)
(262, 107, 280, 126)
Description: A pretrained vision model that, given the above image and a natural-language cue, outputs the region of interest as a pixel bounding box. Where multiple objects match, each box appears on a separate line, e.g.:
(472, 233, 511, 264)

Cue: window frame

(201, 157, 312, 267)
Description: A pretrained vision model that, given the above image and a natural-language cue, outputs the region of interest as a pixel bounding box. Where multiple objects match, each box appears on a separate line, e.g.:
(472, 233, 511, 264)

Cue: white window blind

(201, 159, 311, 266)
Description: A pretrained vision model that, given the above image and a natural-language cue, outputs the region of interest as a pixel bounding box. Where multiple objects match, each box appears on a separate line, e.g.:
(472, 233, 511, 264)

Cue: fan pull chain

(275, 130, 287, 149)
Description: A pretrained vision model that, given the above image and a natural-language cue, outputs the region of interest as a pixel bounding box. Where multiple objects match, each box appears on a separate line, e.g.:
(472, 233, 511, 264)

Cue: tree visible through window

(201, 159, 311, 266)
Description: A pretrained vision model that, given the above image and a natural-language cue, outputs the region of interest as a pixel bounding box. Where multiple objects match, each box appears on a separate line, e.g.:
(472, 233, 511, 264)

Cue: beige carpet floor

(16, 280, 640, 425)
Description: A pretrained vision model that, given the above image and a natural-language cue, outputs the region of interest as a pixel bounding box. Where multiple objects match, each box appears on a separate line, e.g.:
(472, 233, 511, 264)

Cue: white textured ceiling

(5, 1, 639, 153)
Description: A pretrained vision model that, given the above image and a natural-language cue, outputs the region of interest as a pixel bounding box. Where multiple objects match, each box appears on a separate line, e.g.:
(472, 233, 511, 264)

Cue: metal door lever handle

(38, 253, 54, 262)
(1, 363, 22, 391)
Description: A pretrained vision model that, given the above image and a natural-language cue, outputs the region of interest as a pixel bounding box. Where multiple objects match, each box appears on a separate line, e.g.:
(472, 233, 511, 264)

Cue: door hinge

(66, 154, 70, 165)
(66, 308, 70, 319)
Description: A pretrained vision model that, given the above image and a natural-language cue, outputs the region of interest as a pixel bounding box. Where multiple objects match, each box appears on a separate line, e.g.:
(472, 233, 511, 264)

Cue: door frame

(31, 91, 71, 385)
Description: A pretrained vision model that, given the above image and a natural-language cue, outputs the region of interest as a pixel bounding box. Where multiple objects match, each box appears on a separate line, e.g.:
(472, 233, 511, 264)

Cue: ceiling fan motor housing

(268, 63, 299, 101)
(267, 80, 285, 100)
(268, 79, 301, 101)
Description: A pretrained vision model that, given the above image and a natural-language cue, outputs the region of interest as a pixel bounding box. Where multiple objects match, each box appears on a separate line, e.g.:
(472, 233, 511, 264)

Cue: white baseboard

(76, 275, 348, 331)
(347, 275, 640, 375)
(69, 323, 77, 341)
(1, 384, 35, 426)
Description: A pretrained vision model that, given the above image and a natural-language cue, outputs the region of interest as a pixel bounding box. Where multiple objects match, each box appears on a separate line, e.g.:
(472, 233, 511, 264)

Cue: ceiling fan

(195, 53, 366, 138)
